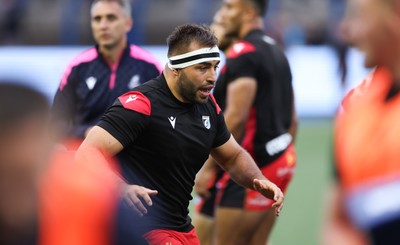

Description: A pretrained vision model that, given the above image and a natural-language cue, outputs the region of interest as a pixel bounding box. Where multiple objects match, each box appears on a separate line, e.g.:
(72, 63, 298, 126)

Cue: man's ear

(242, 4, 258, 21)
(125, 17, 133, 32)
(172, 69, 180, 77)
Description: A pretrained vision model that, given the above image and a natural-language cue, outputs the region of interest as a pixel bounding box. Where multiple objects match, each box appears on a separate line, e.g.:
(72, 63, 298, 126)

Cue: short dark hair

(245, 0, 269, 17)
(0, 83, 49, 135)
(166, 24, 218, 57)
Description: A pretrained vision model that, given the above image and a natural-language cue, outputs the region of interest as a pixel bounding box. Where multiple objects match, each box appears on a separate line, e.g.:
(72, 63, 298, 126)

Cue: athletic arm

(194, 77, 256, 197)
(224, 77, 257, 141)
(75, 126, 157, 216)
(76, 93, 157, 216)
(210, 136, 284, 215)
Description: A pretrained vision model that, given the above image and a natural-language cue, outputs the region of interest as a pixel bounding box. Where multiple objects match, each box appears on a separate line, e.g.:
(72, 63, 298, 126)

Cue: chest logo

(128, 75, 141, 89)
(202, 116, 211, 129)
(125, 94, 138, 103)
(168, 116, 176, 129)
(86, 76, 97, 90)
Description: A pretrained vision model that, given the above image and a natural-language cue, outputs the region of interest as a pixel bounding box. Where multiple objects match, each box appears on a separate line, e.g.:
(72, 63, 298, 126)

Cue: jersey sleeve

(226, 41, 259, 81)
(97, 91, 151, 147)
(210, 94, 231, 147)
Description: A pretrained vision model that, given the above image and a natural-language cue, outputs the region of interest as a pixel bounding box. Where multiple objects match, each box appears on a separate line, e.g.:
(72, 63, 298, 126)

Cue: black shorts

(195, 169, 224, 217)
(217, 145, 296, 211)
(370, 218, 400, 245)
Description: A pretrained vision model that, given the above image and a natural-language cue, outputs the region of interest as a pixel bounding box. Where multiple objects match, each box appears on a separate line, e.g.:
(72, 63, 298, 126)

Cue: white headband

(168, 46, 221, 69)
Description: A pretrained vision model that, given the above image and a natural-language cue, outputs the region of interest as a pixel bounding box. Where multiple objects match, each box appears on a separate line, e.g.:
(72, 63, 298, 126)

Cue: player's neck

(99, 40, 127, 65)
(239, 18, 264, 38)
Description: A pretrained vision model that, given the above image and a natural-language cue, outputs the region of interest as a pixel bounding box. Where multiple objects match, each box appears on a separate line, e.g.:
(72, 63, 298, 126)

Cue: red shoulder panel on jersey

(209, 94, 222, 114)
(227, 41, 256, 59)
(118, 91, 151, 116)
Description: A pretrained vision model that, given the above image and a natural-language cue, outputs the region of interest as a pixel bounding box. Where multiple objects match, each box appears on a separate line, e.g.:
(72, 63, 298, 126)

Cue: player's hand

(194, 168, 214, 199)
(122, 184, 158, 217)
(253, 179, 284, 216)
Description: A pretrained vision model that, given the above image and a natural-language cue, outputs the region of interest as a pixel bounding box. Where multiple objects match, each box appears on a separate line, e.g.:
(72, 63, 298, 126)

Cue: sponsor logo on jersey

(86, 76, 97, 90)
(128, 74, 141, 89)
(125, 94, 138, 103)
(265, 133, 292, 156)
(202, 116, 211, 129)
(168, 116, 176, 129)
(262, 35, 277, 45)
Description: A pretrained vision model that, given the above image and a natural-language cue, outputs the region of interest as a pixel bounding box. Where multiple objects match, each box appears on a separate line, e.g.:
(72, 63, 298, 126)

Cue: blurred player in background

(0, 82, 50, 245)
(194, 0, 297, 244)
(192, 10, 237, 245)
(52, 0, 161, 140)
(323, 0, 400, 244)
(76, 23, 285, 245)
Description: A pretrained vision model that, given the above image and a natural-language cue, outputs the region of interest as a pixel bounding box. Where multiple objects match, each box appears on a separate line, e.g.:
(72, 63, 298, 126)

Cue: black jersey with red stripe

(214, 29, 293, 166)
(97, 74, 231, 233)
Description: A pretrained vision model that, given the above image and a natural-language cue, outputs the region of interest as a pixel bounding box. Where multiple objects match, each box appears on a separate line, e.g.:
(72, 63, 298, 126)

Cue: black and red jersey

(97, 74, 231, 233)
(52, 43, 162, 138)
(214, 29, 294, 166)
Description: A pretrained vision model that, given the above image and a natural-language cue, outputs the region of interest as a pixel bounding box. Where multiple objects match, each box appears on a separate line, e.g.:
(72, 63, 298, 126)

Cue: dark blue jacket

(52, 44, 162, 138)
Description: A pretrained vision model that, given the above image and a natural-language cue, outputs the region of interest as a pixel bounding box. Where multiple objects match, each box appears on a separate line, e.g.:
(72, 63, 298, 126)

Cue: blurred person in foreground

(52, 0, 161, 141)
(0, 82, 147, 244)
(75, 23, 284, 245)
(0, 83, 50, 245)
(192, 11, 237, 245)
(39, 141, 148, 245)
(194, 0, 297, 244)
(323, 0, 400, 244)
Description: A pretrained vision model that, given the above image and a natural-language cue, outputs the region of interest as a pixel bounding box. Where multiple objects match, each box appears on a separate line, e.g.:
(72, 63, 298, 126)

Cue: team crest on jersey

(202, 116, 211, 129)
(128, 74, 140, 89)
(86, 76, 97, 90)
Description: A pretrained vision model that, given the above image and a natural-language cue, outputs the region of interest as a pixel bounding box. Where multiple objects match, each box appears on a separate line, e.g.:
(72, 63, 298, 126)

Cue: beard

(176, 71, 209, 104)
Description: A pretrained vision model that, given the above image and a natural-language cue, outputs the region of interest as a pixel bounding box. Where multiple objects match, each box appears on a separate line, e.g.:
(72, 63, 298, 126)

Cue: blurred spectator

(52, 0, 161, 140)
(0, 82, 50, 245)
(0, 0, 29, 44)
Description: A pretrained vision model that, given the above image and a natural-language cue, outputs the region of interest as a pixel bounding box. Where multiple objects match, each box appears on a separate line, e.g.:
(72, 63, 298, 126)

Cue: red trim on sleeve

(118, 91, 151, 116)
(227, 41, 256, 59)
(209, 94, 222, 114)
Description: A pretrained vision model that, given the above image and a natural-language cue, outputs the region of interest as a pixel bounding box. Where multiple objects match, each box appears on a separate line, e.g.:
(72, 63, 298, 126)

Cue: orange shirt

(39, 143, 120, 245)
(335, 67, 400, 192)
